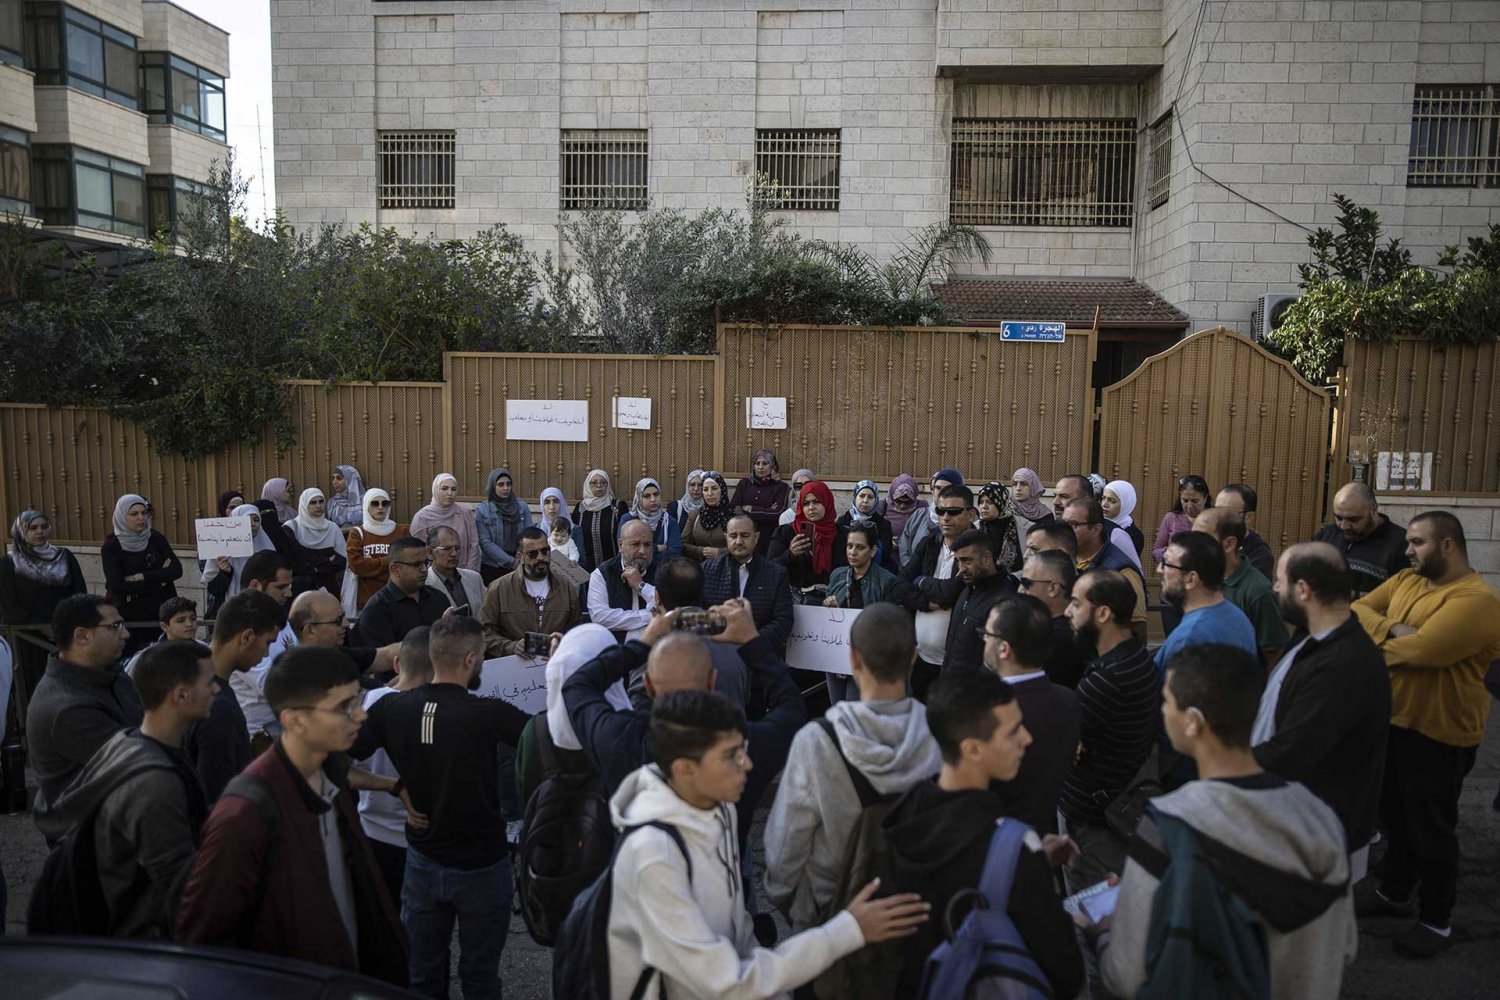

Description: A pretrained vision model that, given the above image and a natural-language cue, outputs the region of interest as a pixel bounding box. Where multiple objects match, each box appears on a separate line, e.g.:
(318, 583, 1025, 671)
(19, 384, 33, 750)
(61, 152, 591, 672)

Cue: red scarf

(792, 481, 839, 577)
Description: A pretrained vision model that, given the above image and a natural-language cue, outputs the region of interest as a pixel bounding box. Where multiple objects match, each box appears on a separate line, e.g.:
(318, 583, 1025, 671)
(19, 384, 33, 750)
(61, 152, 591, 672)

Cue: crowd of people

(2, 451, 1498, 1000)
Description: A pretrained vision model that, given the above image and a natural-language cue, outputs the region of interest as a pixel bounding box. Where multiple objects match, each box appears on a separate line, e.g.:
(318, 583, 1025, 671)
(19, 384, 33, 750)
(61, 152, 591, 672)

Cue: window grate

(1148, 111, 1172, 210)
(949, 117, 1136, 227)
(378, 131, 456, 209)
(560, 129, 648, 211)
(1406, 85, 1499, 188)
(755, 129, 840, 211)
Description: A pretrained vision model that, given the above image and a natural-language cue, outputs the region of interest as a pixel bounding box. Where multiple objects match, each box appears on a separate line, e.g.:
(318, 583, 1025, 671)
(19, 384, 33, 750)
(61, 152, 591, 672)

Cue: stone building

(268, 0, 1500, 338)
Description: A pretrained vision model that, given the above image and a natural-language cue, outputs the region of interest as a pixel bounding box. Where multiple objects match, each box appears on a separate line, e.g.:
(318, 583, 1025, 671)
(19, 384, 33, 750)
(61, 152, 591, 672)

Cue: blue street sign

(999, 321, 1067, 342)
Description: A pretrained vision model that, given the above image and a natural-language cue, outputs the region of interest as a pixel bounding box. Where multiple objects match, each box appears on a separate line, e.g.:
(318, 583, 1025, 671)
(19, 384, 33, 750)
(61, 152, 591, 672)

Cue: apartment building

(0, 0, 229, 247)
(269, 0, 1500, 336)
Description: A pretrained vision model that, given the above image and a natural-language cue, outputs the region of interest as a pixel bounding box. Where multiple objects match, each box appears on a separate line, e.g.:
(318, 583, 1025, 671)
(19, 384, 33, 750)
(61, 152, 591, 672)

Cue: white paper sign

(194, 517, 254, 560)
(612, 396, 653, 430)
(1375, 451, 1433, 491)
(477, 654, 549, 715)
(785, 605, 862, 675)
(506, 400, 589, 442)
(745, 396, 788, 430)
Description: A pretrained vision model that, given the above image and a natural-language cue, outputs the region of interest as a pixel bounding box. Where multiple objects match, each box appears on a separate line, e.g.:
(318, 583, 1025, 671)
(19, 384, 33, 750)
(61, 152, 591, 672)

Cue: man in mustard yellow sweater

(1353, 511, 1500, 959)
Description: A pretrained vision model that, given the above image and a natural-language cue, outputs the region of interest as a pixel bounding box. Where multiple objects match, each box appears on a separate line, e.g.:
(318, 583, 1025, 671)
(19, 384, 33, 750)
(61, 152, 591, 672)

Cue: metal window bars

(560, 129, 649, 211)
(754, 129, 841, 211)
(378, 131, 456, 209)
(949, 117, 1136, 227)
(1148, 111, 1172, 210)
(1407, 85, 1499, 188)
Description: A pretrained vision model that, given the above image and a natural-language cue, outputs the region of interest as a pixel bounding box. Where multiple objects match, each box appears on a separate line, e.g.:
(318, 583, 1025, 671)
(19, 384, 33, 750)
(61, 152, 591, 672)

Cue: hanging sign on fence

(785, 605, 861, 675)
(746, 397, 789, 430)
(612, 397, 653, 430)
(506, 400, 589, 442)
(999, 321, 1066, 343)
(194, 517, 255, 560)
(477, 655, 549, 714)
(1376, 451, 1432, 492)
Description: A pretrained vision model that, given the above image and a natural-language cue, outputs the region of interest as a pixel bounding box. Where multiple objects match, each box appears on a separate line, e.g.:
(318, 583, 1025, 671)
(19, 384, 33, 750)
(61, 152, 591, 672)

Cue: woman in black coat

(101, 494, 183, 655)
(0, 509, 87, 693)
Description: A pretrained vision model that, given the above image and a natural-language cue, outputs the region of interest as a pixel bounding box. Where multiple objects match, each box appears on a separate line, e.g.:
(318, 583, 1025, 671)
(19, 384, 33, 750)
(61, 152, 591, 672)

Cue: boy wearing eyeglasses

(177, 644, 408, 986)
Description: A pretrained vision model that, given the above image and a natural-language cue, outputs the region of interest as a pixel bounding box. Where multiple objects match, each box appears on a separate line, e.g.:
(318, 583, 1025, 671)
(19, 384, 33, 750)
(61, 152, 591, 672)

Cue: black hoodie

(882, 778, 1082, 999)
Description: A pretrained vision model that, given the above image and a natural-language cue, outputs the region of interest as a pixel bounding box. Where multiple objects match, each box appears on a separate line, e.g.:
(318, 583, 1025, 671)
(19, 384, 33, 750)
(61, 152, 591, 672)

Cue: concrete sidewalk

(3, 715, 1499, 998)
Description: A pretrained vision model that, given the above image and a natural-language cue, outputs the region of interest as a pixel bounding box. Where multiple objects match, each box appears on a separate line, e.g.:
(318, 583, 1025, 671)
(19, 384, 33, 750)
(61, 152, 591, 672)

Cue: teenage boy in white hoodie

(1089, 643, 1357, 998)
(764, 602, 942, 930)
(607, 687, 932, 999)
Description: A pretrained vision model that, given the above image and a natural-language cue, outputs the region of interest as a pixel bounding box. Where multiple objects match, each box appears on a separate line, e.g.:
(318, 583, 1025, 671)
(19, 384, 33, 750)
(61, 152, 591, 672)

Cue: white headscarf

(203, 503, 276, 593)
(537, 487, 568, 533)
(546, 624, 631, 750)
(578, 468, 616, 514)
(290, 488, 347, 554)
(111, 494, 152, 553)
(677, 470, 705, 520)
(630, 477, 666, 532)
(361, 488, 397, 537)
(1104, 480, 1139, 529)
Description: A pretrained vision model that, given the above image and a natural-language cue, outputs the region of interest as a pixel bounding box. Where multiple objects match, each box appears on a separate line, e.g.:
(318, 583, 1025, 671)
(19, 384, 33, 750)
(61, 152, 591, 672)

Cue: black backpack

(27, 759, 165, 936)
(552, 820, 691, 1000)
(811, 718, 904, 1000)
(516, 712, 618, 947)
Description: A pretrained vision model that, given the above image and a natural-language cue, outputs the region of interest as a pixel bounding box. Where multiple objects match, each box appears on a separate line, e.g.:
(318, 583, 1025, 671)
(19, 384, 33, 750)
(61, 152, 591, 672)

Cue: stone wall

(1374, 495, 1500, 593)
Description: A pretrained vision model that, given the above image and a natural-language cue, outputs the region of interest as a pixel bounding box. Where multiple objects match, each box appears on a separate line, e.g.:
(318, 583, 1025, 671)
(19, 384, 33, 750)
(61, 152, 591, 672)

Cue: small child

(126, 597, 198, 674)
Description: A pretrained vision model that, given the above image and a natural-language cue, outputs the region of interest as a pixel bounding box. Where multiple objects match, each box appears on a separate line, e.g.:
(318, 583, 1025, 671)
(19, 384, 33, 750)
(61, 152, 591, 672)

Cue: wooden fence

(1331, 338, 1500, 499)
(5, 326, 1496, 552)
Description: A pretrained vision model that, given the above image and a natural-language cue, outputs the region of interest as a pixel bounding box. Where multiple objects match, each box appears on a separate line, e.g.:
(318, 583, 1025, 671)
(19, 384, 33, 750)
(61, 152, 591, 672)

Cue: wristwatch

(389, 778, 406, 798)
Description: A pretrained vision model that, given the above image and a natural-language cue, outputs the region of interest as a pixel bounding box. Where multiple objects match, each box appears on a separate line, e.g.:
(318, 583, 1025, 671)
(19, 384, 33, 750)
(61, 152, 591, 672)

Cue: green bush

(0, 162, 991, 456)
(1262, 194, 1500, 382)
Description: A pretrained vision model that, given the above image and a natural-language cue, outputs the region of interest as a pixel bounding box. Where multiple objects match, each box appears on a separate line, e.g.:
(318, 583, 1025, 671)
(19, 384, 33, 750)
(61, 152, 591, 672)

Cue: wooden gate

(1097, 327, 1333, 572)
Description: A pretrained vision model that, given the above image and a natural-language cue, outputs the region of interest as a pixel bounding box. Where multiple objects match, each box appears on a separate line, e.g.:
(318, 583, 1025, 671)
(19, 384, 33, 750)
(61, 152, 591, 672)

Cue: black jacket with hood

(36, 728, 208, 938)
(882, 778, 1083, 1000)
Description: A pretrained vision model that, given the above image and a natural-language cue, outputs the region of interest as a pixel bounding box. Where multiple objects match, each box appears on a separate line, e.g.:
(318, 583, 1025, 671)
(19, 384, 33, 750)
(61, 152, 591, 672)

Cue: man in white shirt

(900, 484, 976, 699)
(588, 518, 658, 642)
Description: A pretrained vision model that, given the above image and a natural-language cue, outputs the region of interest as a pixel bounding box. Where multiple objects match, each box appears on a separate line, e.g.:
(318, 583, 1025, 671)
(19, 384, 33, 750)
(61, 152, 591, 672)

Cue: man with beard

(1018, 550, 1090, 689)
(350, 615, 531, 996)
(1315, 481, 1409, 598)
(480, 527, 580, 657)
(1252, 542, 1389, 885)
(588, 518, 658, 642)
(1056, 569, 1159, 894)
(1353, 513, 1500, 958)
(1062, 498, 1148, 642)
(941, 529, 1017, 673)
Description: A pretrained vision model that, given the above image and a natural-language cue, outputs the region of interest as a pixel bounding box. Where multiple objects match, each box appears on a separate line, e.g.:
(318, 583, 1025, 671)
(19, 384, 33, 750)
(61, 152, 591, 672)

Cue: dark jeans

(1379, 725, 1478, 927)
(910, 658, 941, 703)
(403, 849, 513, 1000)
(367, 837, 407, 914)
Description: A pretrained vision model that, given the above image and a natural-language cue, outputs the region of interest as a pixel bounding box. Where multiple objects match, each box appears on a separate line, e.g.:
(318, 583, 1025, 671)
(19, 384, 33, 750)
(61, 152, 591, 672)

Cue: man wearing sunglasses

(900, 484, 976, 698)
(28, 593, 140, 839)
(1018, 550, 1090, 689)
(356, 536, 458, 648)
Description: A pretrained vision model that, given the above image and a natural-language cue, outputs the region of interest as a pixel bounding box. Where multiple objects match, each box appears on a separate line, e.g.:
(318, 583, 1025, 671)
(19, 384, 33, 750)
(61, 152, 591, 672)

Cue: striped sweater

(1058, 639, 1162, 825)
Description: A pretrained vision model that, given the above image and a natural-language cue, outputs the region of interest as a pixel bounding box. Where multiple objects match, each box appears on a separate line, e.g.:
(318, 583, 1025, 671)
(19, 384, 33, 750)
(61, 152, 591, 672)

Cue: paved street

(4, 715, 1499, 998)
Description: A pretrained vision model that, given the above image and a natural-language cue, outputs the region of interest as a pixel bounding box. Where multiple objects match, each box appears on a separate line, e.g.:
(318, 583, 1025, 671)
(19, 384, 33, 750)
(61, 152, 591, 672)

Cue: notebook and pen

(1062, 879, 1121, 925)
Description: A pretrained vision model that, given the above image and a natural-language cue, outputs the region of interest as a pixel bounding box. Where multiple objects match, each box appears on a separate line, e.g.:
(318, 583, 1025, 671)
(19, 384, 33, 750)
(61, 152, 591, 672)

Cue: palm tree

(807, 222, 992, 326)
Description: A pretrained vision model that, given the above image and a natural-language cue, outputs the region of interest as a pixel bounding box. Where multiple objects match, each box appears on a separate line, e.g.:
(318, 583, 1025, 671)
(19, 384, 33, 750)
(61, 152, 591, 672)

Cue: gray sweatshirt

(764, 698, 942, 929)
(1099, 777, 1357, 999)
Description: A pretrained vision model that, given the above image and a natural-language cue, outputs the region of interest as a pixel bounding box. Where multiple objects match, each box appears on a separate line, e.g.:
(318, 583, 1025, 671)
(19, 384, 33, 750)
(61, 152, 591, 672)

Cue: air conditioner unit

(1251, 292, 1300, 342)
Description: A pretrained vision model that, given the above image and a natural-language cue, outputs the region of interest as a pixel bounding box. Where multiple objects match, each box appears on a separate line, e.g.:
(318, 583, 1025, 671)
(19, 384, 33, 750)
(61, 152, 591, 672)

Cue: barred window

(1407, 85, 1499, 188)
(755, 129, 840, 211)
(560, 129, 648, 211)
(1148, 111, 1172, 209)
(950, 118, 1136, 227)
(378, 131, 456, 209)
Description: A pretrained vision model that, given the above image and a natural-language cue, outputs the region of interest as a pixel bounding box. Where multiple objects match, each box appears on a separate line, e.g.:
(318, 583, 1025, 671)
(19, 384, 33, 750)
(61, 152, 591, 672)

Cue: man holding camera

(479, 527, 581, 658)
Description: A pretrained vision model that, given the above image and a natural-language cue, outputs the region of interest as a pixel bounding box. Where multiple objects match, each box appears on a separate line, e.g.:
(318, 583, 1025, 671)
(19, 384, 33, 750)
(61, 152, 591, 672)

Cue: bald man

(232, 590, 399, 737)
(588, 518, 659, 642)
(1253, 542, 1390, 885)
(1313, 482, 1408, 598)
(1196, 507, 1289, 665)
